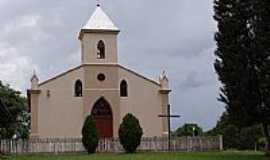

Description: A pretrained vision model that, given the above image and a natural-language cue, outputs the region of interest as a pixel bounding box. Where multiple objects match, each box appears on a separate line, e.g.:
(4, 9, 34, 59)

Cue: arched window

(120, 80, 128, 97)
(75, 80, 83, 97)
(97, 40, 105, 59)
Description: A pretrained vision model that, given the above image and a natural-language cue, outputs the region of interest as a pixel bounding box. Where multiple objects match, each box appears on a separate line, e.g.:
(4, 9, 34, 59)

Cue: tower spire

(80, 3, 119, 32)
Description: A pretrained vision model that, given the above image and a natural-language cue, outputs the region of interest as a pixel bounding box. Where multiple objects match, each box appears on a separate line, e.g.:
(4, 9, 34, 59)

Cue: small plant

(81, 115, 99, 154)
(118, 113, 143, 153)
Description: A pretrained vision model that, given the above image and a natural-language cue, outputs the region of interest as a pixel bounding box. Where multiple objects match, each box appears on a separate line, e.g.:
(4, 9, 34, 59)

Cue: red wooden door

(94, 116, 113, 138)
(91, 98, 113, 138)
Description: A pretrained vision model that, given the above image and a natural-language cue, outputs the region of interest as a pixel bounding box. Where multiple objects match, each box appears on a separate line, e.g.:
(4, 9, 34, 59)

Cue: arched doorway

(91, 97, 113, 138)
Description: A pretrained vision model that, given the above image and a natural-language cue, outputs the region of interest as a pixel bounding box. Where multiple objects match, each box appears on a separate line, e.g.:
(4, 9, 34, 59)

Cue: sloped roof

(39, 64, 161, 87)
(82, 6, 119, 31)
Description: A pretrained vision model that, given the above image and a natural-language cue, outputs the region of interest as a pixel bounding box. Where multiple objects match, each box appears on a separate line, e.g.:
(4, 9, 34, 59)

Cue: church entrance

(91, 98, 113, 138)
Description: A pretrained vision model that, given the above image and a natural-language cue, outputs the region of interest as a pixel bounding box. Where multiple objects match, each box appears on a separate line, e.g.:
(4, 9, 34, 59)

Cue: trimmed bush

(82, 115, 99, 154)
(118, 113, 143, 153)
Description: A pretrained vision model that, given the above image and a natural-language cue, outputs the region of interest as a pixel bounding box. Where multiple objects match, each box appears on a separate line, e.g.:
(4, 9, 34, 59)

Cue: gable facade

(28, 5, 170, 139)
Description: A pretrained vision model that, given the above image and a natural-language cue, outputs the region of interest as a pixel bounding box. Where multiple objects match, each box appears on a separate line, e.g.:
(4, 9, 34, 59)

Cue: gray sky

(0, 0, 224, 130)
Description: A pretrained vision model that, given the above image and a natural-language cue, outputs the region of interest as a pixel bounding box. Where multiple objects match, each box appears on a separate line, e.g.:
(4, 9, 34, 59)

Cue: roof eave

(78, 29, 120, 40)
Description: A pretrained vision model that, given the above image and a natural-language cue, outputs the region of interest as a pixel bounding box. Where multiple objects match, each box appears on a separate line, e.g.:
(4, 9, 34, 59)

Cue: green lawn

(5, 151, 268, 160)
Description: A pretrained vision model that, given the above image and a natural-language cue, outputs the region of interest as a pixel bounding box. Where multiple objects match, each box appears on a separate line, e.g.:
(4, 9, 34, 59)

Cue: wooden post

(158, 104, 180, 151)
(219, 135, 223, 151)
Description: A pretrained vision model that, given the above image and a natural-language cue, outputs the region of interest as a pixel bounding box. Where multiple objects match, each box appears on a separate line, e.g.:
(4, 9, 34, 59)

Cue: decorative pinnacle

(159, 70, 168, 81)
(31, 69, 39, 82)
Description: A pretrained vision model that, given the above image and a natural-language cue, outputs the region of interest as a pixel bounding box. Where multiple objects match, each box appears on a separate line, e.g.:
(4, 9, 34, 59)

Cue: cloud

(0, 43, 37, 91)
(3, 15, 40, 33)
(179, 71, 205, 90)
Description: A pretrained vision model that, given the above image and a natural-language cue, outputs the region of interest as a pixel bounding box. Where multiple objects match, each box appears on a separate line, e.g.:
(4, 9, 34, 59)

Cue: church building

(28, 5, 171, 139)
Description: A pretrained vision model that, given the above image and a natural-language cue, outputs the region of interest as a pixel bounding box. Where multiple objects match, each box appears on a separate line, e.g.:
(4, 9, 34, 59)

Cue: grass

(4, 151, 269, 160)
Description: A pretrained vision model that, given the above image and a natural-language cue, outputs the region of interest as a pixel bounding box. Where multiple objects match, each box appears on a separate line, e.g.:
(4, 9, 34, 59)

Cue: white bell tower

(78, 5, 120, 64)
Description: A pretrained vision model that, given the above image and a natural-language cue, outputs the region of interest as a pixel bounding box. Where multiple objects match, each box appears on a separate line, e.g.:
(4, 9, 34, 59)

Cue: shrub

(81, 115, 99, 154)
(223, 124, 240, 149)
(118, 113, 143, 153)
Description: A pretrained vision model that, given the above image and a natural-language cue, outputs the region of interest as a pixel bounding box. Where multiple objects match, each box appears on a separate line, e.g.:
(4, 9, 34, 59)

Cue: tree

(81, 115, 99, 154)
(118, 113, 143, 153)
(206, 113, 240, 149)
(0, 81, 29, 139)
(16, 111, 30, 139)
(239, 125, 264, 150)
(252, 1, 270, 153)
(222, 125, 240, 149)
(207, 112, 266, 150)
(205, 112, 230, 136)
(174, 123, 203, 137)
(214, 0, 270, 153)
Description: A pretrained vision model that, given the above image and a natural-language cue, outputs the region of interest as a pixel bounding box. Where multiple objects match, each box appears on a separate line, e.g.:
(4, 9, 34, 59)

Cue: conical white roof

(82, 6, 119, 31)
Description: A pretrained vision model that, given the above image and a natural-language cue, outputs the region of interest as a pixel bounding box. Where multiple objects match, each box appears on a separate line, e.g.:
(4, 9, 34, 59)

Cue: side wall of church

(37, 67, 84, 138)
(118, 67, 164, 137)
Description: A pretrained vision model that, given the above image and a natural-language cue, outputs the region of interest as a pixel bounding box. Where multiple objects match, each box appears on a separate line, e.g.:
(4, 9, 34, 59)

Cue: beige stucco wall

(36, 67, 84, 138)
(31, 64, 168, 138)
(29, 90, 40, 138)
(118, 67, 165, 137)
(82, 64, 121, 137)
(80, 32, 118, 64)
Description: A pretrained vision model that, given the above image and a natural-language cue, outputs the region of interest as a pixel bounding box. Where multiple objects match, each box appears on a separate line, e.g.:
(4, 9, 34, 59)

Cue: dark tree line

(173, 123, 203, 137)
(206, 112, 265, 150)
(0, 81, 29, 139)
(172, 121, 266, 150)
(214, 0, 270, 153)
